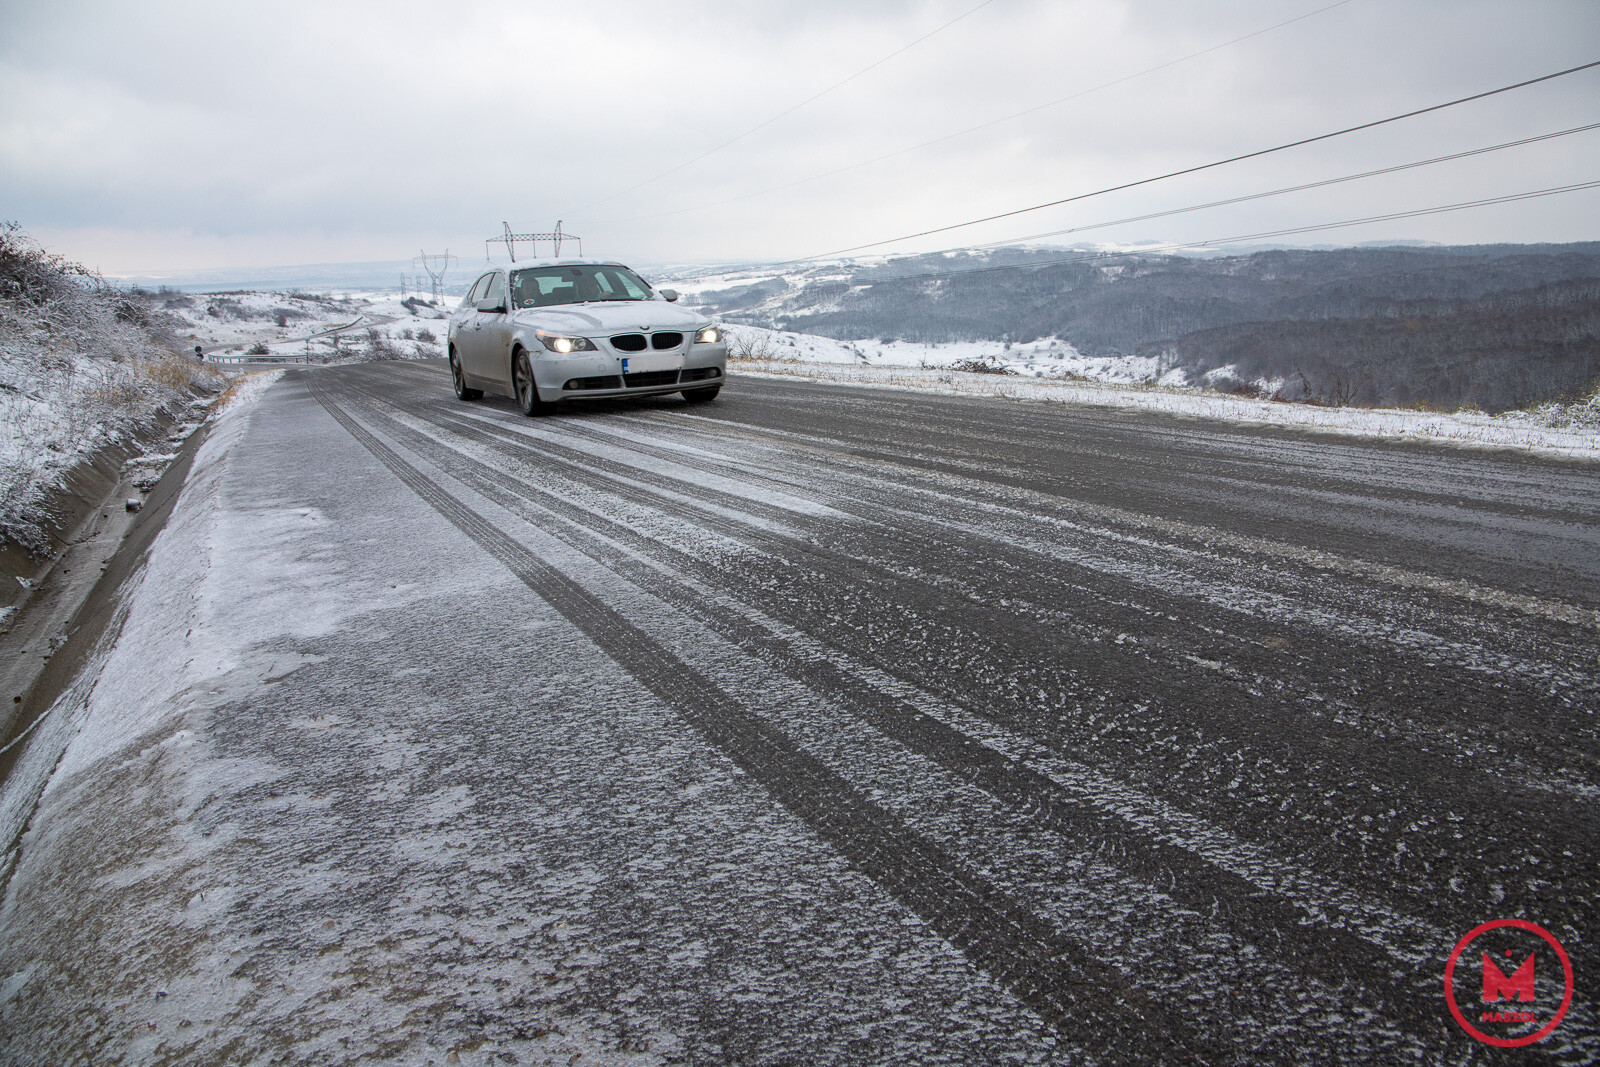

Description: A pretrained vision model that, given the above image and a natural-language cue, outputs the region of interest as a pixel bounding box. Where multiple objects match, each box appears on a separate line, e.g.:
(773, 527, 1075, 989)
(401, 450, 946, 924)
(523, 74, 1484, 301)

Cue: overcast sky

(2, 0, 1597, 276)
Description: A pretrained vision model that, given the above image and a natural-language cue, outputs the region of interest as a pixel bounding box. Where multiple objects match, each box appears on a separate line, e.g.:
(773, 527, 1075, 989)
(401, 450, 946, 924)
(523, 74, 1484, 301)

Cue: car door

(453, 273, 493, 380)
(470, 271, 511, 386)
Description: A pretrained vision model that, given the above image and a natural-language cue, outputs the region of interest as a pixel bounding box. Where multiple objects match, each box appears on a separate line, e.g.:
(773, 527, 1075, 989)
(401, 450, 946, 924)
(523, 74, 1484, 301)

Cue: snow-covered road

(1, 361, 1596, 1064)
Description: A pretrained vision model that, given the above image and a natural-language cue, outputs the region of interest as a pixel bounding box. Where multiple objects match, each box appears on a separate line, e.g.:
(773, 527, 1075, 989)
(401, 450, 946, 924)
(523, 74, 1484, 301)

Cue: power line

(824, 179, 1600, 289)
(961, 121, 1600, 252)
(601, 0, 1358, 227)
(576, 0, 1000, 212)
(682, 120, 1600, 281)
(808, 58, 1600, 259)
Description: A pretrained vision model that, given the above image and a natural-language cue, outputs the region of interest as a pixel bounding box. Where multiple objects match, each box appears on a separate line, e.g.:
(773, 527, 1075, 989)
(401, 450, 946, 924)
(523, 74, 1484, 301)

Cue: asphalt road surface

(1, 360, 1595, 1064)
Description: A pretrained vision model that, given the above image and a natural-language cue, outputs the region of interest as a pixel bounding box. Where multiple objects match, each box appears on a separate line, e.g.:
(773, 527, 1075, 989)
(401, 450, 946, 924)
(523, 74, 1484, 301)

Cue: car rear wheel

(514, 348, 548, 416)
(682, 385, 721, 404)
(450, 347, 481, 400)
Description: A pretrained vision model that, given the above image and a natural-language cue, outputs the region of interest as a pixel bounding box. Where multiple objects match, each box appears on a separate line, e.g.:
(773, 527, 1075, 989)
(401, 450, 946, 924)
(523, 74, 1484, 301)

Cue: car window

(463, 273, 492, 308)
(512, 269, 577, 308)
(595, 267, 651, 300)
(511, 265, 653, 309)
(483, 272, 506, 309)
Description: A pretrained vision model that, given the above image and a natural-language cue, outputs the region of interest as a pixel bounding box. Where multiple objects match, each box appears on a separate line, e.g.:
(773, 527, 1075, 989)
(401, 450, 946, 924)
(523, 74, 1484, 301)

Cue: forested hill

(693, 244, 1600, 412)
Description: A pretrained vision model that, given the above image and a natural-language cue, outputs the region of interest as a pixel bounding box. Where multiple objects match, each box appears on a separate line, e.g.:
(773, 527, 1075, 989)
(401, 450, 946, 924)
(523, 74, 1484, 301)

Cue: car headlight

(695, 326, 722, 344)
(536, 332, 597, 354)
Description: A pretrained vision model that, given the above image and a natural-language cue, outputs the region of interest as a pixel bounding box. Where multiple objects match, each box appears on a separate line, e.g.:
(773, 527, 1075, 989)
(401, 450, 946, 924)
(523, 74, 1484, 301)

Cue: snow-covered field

(158, 290, 359, 351)
(165, 290, 449, 363)
(722, 322, 1161, 383)
(722, 324, 1600, 460)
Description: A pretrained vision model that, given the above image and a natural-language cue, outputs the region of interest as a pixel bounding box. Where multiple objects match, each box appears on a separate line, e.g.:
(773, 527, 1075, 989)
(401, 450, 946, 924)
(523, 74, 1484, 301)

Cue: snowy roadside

(0, 368, 284, 862)
(0, 366, 671, 1064)
(212, 368, 285, 415)
(724, 325, 1600, 461)
(0, 226, 234, 554)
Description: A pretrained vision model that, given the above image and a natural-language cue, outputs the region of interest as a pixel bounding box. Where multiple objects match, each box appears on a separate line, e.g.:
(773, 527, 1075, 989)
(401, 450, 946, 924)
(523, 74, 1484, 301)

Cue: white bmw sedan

(447, 260, 727, 413)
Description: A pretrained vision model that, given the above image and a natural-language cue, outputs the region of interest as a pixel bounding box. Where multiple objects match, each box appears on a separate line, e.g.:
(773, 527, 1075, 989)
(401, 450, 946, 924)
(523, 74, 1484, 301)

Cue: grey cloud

(3, 0, 1597, 272)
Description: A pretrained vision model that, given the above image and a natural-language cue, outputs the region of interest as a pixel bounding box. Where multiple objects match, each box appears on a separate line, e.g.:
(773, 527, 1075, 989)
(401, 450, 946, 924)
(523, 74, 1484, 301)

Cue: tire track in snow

(326, 377, 1461, 1048)
(689, 409, 1600, 630)
(591, 408, 1598, 692)
(305, 375, 1213, 1062)
(340, 364, 1600, 1055)
(393, 391, 1594, 925)
(552, 409, 1599, 753)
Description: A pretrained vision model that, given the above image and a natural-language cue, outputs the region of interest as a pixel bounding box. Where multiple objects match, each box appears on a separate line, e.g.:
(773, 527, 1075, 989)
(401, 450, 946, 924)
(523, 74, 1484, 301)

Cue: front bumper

(532, 341, 727, 402)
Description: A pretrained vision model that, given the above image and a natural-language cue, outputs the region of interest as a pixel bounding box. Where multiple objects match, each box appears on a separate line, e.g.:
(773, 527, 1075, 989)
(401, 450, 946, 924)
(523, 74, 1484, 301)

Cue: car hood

(513, 301, 706, 334)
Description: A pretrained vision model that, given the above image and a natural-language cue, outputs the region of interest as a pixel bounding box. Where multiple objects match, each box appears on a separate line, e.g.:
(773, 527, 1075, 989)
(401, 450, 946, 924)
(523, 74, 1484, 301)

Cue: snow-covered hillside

(719, 322, 1600, 460)
(162, 291, 449, 363)
(0, 227, 224, 549)
(659, 245, 1600, 417)
(721, 322, 1163, 384)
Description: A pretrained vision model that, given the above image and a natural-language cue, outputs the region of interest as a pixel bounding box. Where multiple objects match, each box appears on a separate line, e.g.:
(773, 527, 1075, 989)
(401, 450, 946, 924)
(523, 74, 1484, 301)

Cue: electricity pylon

(414, 251, 457, 301)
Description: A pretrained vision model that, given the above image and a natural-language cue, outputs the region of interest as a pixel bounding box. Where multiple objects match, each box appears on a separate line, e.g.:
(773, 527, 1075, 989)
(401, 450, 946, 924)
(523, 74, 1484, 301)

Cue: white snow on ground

(722, 324, 1600, 460)
(159, 290, 360, 350)
(723, 322, 1157, 383)
(0, 287, 225, 546)
(213, 369, 284, 414)
(164, 290, 449, 363)
(0, 374, 276, 865)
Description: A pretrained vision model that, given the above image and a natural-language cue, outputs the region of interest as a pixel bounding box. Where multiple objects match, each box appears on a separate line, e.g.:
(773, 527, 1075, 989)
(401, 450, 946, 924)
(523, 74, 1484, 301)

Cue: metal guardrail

(202, 315, 374, 365)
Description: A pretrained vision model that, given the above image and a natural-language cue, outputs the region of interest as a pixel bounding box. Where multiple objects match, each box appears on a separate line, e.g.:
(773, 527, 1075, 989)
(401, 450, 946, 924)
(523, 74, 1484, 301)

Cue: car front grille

(623, 370, 682, 388)
(611, 332, 684, 352)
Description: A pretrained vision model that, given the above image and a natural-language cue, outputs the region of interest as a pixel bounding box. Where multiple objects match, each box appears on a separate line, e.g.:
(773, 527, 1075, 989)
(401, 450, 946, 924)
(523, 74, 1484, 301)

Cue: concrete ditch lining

(0, 411, 216, 782)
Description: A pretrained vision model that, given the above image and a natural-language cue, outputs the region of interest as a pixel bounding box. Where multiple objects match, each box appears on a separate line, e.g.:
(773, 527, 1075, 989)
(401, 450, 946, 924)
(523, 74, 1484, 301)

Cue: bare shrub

(416, 327, 437, 344)
(948, 356, 1014, 375)
(0, 220, 93, 306)
(363, 327, 402, 361)
(728, 329, 775, 361)
(0, 225, 224, 546)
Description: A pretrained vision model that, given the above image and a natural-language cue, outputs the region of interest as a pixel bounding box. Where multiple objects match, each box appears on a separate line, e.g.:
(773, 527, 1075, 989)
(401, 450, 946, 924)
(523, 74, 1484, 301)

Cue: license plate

(622, 352, 683, 374)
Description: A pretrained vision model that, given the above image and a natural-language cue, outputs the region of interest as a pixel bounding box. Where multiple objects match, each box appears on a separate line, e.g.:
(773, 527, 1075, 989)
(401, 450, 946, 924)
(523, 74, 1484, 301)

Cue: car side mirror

(476, 297, 506, 313)
(660, 289, 680, 302)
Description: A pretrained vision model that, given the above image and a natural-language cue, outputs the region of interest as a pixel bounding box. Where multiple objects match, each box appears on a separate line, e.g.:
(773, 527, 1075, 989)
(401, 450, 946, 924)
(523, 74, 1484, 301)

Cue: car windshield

(510, 265, 653, 309)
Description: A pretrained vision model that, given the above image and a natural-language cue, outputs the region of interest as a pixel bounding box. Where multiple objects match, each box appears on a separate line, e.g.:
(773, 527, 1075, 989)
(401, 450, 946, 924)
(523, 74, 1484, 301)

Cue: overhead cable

(808, 58, 1600, 259)
(576, 0, 1000, 212)
(837, 179, 1600, 288)
(961, 121, 1600, 252)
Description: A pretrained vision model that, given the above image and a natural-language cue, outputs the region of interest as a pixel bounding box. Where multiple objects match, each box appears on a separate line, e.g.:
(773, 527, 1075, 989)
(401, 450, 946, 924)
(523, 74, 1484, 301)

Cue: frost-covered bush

(726, 326, 776, 362)
(1517, 382, 1600, 431)
(947, 356, 1015, 376)
(0, 223, 224, 550)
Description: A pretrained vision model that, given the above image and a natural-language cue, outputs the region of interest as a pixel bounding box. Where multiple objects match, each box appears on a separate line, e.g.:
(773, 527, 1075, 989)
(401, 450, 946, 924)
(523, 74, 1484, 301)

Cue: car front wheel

(450, 347, 481, 400)
(514, 348, 548, 416)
